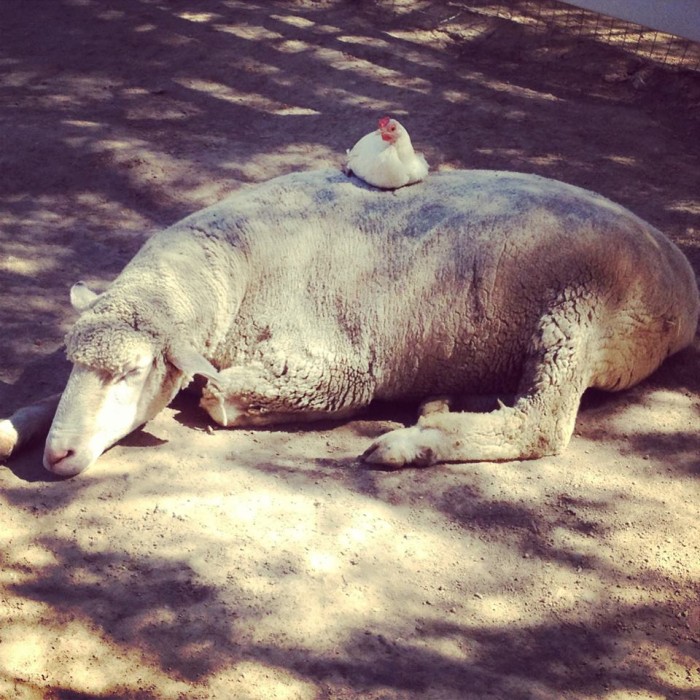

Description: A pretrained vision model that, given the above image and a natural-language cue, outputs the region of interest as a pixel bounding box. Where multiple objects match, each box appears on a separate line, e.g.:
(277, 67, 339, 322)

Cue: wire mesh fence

(456, 0, 700, 71)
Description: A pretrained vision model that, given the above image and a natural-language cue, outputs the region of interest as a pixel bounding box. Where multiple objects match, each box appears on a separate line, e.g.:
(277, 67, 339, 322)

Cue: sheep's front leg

(199, 362, 363, 428)
(362, 303, 594, 467)
(0, 395, 61, 461)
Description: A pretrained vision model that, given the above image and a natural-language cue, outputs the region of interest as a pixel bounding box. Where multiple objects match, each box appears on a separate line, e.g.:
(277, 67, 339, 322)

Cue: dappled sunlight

(479, 77, 564, 103)
(209, 661, 318, 700)
(272, 13, 336, 34)
(347, 29, 452, 72)
(313, 84, 399, 113)
(0, 533, 58, 573)
(2, 399, 699, 696)
(217, 14, 435, 94)
(59, 131, 235, 214)
(386, 27, 461, 51)
(224, 142, 340, 182)
(0, 595, 204, 699)
(175, 76, 320, 116)
(313, 45, 433, 94)
(1, 189, 152, 245)
(61, 117, 104, 131)
(1, 0, 698, 697)
(176, 11, 222, 25)
(631, 640, 700, 696)
(215, 21, 286, 43)
(669, 198, 700, 215)
(600, 388, 698, 443)
(0, 250, 57, 278)
(605, 154, 637, 167)
(0, 620, 171, 697)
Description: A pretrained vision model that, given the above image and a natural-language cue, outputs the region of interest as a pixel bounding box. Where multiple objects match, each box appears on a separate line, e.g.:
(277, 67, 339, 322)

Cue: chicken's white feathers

(346, 118, 429, 189)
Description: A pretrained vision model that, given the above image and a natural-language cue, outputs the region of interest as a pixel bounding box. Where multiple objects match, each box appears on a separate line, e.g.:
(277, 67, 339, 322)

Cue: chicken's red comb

(378, 116, 391, 128)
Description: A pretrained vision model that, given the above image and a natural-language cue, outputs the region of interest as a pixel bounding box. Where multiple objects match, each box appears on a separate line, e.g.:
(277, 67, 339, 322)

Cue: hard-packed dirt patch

(1, 2, 698, 698)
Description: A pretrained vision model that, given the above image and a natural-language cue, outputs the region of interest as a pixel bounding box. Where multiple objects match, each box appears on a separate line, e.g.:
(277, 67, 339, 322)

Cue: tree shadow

(1, 3, 699, 696)
(2, 0, 697, 396)
(5, 529, 698, 698)
(0, 349, 71, 414)
(11, 538, 247, 682)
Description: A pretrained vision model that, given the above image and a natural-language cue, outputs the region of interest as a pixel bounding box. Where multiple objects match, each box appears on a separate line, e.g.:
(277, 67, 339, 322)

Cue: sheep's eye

(115, 367, 144, 384)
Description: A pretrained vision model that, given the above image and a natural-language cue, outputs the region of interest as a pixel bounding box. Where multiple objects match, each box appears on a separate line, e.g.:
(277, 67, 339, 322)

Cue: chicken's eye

(390, 125, 396, 131)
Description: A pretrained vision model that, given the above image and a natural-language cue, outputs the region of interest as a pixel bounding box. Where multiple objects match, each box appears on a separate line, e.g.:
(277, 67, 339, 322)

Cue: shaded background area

(0, 1, 699, 698)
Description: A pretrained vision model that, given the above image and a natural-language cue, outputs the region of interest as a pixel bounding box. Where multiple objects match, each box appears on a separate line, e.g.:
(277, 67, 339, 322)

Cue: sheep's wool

(41, 168, 697, 472)
(66, 315, 157, 376)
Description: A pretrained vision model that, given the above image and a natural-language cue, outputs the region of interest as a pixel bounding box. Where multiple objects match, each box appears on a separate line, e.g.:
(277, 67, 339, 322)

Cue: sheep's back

(157, 169, 698, 398)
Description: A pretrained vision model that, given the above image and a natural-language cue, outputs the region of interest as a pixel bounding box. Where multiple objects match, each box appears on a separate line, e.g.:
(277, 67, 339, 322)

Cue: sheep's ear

(168, 345, 222, 385)
(70, 281, 99, 312)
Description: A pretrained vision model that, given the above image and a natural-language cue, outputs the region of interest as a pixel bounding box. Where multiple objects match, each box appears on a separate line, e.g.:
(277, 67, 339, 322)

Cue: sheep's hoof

(418, 396, 452, 417)
(360, 426, 440, 468)
(0, 419, 18, 461)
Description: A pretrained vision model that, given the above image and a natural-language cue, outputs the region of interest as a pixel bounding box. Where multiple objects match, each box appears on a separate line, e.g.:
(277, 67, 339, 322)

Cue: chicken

(345, 116, 429, 189)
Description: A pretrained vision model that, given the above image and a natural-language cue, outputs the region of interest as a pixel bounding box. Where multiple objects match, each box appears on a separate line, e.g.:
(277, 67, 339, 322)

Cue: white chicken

(346, 116, 429, 190)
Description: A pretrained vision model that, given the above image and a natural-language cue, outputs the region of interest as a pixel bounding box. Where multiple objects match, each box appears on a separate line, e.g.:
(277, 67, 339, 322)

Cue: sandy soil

(1, 1, 699, 698)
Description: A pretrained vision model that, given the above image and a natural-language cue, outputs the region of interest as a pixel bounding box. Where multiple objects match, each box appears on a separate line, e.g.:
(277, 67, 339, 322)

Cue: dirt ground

(1, 1, 699, 698)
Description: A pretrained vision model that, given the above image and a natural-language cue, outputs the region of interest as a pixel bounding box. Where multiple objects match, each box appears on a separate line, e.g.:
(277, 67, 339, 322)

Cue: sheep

(0, 168, 697, 477)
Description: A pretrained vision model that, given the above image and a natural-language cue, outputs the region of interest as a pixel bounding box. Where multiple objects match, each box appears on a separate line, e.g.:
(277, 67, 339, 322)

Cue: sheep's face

(44, 327, 183, 476)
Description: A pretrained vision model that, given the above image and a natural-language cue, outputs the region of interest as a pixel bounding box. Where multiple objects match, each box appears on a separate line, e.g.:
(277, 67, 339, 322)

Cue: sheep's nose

(43, 445, 75, 473)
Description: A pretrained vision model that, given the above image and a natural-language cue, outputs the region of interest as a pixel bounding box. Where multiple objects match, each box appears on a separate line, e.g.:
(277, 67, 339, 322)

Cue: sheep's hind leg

(362, 309, 594, 468)
(361, 381, 587, 468)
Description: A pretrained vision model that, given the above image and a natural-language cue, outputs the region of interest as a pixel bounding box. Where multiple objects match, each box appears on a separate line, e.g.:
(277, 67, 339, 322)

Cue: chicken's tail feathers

(418, 152, 430, 173)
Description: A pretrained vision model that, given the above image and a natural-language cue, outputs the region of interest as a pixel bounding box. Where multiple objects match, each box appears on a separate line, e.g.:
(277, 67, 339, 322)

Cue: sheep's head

(44, 285, 187, 476)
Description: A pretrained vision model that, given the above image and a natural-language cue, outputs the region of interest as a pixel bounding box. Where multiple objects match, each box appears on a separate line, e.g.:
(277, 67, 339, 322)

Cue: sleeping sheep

(0, 169, 697, 477)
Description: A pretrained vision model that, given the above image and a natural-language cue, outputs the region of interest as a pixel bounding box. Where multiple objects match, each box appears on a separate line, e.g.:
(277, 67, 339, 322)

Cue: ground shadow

(1, 2, 699, 697)
(4, 525, 697, 698)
